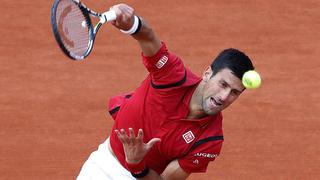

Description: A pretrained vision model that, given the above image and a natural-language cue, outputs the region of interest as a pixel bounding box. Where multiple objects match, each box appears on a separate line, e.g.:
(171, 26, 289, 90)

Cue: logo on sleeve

(155, 55, 168, 69)
(182, 131, 195, 144)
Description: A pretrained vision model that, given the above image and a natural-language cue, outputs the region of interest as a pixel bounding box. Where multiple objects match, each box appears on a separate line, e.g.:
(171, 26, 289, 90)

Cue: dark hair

(210, 48, 254, 79)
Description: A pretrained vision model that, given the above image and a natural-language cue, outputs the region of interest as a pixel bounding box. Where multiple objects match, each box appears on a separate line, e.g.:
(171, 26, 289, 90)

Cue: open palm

(115, 128, 161, 164)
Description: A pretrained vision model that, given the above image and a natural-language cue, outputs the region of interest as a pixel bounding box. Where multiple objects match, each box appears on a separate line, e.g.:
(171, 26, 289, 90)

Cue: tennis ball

(242, 70, 261, 89)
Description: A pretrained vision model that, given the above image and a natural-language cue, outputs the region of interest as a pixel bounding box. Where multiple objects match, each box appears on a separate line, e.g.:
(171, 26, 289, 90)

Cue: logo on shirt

(192, 159, 199, 165)
(155, 55, 168, 69)
(182, 131, 195, 144)
(194, 152, 219, 159)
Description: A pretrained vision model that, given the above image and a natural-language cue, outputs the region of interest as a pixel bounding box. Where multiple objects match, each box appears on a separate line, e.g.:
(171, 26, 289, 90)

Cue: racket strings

(56, 0, 90, 57)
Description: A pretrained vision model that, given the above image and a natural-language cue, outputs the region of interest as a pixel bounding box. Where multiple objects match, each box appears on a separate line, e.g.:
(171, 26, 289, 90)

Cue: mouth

(210, 97, 222, 107)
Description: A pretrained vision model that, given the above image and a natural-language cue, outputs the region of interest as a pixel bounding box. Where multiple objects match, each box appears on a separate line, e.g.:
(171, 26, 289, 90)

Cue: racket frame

(51, 0, 116, 60)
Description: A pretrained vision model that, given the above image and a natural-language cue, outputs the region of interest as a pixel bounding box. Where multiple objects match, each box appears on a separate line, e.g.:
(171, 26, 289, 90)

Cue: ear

(202, 66, 213, 82)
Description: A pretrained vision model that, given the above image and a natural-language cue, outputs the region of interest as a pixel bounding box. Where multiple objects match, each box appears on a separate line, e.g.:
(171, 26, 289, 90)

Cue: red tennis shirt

(109, 42, 224, 174)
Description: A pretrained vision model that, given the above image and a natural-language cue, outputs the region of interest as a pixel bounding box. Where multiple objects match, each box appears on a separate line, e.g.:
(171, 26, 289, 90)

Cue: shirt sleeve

(141, 42, 186, 89)
(178, 138, 223, 173)
(108, 93, 133, 120)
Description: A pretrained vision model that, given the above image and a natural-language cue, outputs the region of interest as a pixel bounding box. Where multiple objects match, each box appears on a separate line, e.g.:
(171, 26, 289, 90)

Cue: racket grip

(101, 10, 117, 23)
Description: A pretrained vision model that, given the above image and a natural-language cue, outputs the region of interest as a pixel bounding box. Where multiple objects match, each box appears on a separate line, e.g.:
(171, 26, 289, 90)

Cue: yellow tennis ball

(242, 70, 261, 89)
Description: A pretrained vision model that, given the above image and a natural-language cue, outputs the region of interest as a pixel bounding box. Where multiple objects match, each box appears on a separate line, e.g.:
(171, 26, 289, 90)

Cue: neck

(187, 81, 207, 119)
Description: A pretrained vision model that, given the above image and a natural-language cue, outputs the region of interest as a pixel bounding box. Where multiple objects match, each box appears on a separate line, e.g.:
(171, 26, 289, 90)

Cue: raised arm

(110, 4, 162, 57)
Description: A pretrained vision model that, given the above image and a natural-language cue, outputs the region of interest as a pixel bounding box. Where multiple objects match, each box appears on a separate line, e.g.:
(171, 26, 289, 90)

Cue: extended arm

(110, 4, 161, 57)
(110, 3, 186, 88)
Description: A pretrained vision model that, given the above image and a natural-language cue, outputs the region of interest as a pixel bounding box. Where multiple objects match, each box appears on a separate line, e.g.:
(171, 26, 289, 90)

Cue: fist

(110, 3, 135, 31)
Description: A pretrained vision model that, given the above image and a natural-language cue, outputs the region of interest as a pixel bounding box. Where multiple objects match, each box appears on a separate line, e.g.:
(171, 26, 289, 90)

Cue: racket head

(51, 0, 94, 60)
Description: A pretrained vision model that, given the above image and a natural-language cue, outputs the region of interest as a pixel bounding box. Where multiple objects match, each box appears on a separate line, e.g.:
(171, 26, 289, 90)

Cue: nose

(217, 89, 230, 102)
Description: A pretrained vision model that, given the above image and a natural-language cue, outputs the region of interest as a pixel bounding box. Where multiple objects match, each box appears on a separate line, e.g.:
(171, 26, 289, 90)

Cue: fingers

(115, 128, 161, 149)
(110, 4, 133, 15)
(115, 128, 138, 144)
(109, 3, 135, 29)
(115, 129, 127, 144)
(128, 128, 135, 143)
(137, 128, 143, 140)
(110, 4, 134, 22)
(128, 128, 135, 138)
(146, 138, 161, 150)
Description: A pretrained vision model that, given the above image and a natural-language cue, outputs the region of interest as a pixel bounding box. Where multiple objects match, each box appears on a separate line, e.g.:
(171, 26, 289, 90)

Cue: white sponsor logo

(155, 55, 168, 69)
(194, 152, 219, 158)
(182, 131, 195, 144)
(193, 159, 199, 164)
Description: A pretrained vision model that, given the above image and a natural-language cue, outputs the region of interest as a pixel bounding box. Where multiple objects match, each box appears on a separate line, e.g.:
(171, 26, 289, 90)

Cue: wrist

(126, 160, 146, 173)
(120, 15, 142, 35)
(126, 160, 149, 178)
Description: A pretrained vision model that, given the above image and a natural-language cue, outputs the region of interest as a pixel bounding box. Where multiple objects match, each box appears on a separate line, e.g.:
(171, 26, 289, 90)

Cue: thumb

(146, 138, 161, 150)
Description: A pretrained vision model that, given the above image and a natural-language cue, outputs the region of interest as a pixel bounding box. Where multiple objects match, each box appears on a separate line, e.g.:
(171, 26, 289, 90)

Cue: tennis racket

(51, 0, 117, 60)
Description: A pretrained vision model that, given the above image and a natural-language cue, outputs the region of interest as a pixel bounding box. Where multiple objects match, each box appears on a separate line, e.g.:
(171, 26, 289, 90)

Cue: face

(201, 67, 245, 115)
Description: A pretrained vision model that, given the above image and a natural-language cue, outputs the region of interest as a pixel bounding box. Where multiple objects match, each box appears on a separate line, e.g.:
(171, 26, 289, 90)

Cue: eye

(231, 90, 240, 96)
(220, 82, 228, 88)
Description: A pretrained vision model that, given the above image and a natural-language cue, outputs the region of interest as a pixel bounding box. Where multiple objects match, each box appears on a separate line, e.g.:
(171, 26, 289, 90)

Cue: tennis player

(77, 3, 255, 180)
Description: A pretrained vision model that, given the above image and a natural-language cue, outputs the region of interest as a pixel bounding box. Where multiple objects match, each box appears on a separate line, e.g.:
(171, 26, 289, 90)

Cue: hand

(115, 128, 161, 164)
(109, 4, 135, 31)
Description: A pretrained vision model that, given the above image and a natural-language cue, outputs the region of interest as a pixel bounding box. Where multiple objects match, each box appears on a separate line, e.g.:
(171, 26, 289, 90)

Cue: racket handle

(100, 10, 117, 24)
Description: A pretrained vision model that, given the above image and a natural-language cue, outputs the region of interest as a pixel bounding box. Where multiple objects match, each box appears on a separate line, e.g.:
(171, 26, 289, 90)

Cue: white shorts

(77, 138, 135, 180)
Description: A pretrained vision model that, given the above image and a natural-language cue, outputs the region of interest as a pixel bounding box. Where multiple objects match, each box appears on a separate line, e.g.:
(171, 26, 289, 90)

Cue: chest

(153, 120, 210, 160)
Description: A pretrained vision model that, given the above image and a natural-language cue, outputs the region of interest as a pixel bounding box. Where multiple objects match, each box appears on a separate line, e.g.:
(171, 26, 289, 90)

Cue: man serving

(78, 3, 255, 180)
